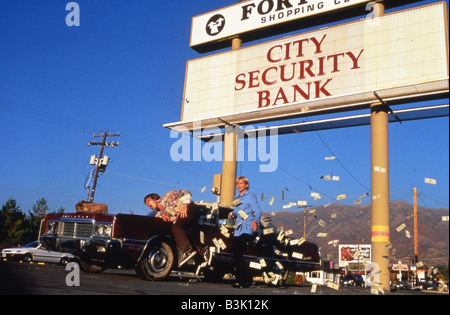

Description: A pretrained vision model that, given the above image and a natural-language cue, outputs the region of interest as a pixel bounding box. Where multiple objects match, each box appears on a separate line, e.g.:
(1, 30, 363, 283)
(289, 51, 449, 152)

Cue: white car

(1, 241, 74, 265)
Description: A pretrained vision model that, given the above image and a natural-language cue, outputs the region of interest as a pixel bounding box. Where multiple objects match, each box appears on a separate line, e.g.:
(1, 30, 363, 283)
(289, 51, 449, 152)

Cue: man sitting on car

(144, 190, 199, 267)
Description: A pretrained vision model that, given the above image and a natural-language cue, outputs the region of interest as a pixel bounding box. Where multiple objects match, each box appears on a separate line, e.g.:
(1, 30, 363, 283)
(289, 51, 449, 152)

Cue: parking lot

(1, 260, 446, 297)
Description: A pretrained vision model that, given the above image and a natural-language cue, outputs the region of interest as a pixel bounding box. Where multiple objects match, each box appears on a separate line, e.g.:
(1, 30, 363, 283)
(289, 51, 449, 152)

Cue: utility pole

(413, 187, 419, 264)
(302, 204, 312, 238)
(357, 233, 362, 275)
(88, 131, 119, 202)
(413, 187, 419, 286)
(304, 205, 307, 238)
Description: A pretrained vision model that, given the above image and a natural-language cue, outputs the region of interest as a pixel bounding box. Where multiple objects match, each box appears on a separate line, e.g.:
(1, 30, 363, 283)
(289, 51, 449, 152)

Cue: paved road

(0, 261, 446, 300)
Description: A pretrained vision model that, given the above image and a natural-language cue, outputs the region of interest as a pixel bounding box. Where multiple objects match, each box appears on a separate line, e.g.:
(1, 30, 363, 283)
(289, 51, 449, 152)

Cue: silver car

(1, 241, 74, 265)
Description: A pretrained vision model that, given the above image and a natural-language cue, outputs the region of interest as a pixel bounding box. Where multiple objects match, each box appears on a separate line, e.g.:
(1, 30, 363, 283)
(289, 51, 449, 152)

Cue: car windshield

(23, 241, 40, 248)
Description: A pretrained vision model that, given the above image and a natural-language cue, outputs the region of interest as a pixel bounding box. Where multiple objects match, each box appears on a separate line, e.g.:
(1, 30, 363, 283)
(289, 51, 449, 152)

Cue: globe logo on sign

(206, 14, 226, 36)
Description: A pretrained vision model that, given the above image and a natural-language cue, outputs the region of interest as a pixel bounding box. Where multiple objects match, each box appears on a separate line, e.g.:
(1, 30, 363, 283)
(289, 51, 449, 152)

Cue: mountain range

(264, 200, 449, 266)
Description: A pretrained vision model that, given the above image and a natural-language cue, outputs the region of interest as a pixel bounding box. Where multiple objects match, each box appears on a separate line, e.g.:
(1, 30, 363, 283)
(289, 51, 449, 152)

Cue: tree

(25, 198, 50, 242)
(1, 198, 67, 244)
(28, 198, 49, 231)
(55, 206, 65, 215)
(0, 199, 27, 245)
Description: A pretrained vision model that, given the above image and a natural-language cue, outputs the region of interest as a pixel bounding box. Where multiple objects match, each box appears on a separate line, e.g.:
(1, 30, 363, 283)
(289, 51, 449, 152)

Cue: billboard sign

(191, 0, 374, 51)
(169, 3, 448, 130)
(339, 244, 371, 267)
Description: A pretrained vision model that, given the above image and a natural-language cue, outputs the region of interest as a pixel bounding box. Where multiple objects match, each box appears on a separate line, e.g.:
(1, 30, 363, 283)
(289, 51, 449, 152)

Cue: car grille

(58, 221, 93, 238)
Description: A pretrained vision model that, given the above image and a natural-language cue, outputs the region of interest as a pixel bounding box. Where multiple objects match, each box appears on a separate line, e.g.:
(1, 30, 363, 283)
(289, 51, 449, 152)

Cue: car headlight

(94, 223, 112, 237)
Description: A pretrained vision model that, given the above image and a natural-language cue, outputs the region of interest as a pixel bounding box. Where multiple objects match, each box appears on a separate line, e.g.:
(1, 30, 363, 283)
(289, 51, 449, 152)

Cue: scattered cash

(328, 240, 339, 247)
(396, 223, 406, 232)
(275, 261, 284, 270)
(195, 262, 207, 275)
(424, 178, 437, 185)
(220, 227, 230, 238)
(292, 252, 303, 260)
(327, 282, 339, 290)
(259, 258, 267, 268)
(249, 262, 261, 270)
(238, 210, 248, 220)
(232, 198, 241, 206)
(263, 227, 274, 235)
(373, 166, 386, 173)
(298, 237, 306, 245)
(200, 231, 204, 244)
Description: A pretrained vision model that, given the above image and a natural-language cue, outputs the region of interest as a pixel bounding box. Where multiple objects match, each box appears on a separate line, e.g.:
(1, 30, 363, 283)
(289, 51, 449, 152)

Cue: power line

(0, 98, 98, 132)
(419, 192, 449, 208)
(304, 116, 371, 192)
(105, 170, 202, 190)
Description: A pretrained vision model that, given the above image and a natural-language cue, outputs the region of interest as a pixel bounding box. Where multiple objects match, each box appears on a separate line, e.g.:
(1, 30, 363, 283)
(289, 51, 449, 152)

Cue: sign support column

(220, 37, 242, 207)
(370, 99, 390, 293)
(370, 2, 391, 293)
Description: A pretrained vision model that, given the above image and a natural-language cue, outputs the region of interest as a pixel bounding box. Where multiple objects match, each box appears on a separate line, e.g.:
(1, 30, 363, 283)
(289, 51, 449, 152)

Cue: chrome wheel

(147, 247, 169, 273)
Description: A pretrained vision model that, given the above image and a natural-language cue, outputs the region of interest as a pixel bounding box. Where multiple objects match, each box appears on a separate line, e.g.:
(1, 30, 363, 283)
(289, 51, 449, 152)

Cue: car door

(34, 244, 59, 263)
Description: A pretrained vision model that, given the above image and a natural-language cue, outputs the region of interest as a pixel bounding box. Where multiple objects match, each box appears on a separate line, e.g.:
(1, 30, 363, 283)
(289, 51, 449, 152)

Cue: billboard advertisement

(169, 3, 448, 131)
(339, 244, 372, 267)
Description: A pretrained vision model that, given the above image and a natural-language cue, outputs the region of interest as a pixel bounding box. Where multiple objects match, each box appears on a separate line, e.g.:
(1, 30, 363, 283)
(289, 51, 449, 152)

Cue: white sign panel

(176, 3, 448, 129)
(191, 0, 373, 51)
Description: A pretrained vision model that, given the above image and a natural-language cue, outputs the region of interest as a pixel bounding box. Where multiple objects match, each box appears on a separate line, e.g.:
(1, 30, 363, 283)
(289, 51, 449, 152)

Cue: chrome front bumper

(40, 235, 121, 261)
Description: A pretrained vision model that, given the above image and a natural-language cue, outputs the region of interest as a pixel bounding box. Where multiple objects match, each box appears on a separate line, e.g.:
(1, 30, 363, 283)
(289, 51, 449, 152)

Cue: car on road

(1, 241, 74, 265)
(418, 281, 437, 291)
(40, 201, 321, 284)
(340, 274, 365, 287)
(393, 280, 412, 290)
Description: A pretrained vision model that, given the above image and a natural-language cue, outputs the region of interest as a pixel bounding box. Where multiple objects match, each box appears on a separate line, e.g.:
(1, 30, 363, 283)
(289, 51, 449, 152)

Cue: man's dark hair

(144, 193, 160, 204)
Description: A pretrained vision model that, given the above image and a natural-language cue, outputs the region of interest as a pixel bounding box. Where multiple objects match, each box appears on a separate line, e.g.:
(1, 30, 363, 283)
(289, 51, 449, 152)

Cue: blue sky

(0, 0, 448, 216)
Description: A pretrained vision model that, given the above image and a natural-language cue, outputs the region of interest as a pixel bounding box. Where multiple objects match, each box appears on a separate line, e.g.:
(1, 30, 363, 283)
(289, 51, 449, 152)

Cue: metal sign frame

(195, 104, 449, 141)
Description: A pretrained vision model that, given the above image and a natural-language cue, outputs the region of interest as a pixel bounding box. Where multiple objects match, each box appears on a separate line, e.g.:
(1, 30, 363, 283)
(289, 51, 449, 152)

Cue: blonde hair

(236, 176, 250, 190)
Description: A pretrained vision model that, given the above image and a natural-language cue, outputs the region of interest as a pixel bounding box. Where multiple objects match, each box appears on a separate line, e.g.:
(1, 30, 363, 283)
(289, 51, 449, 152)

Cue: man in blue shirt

(228, 176, 262, 288)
